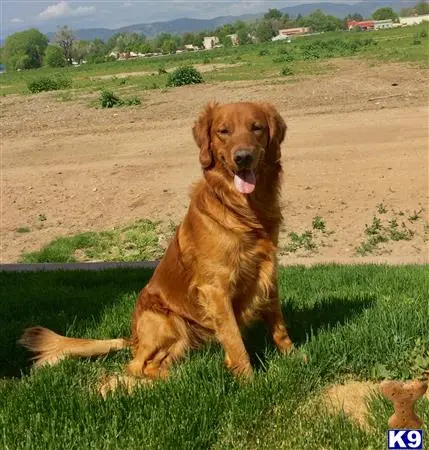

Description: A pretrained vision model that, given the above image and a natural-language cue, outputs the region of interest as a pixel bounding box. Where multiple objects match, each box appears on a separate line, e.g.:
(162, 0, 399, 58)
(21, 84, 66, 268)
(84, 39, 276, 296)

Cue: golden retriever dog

(20, 101, 293, 394)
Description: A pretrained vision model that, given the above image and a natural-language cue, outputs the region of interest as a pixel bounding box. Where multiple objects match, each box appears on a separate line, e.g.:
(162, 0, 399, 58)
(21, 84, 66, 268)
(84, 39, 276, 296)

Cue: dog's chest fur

(228, 228, 278, 325)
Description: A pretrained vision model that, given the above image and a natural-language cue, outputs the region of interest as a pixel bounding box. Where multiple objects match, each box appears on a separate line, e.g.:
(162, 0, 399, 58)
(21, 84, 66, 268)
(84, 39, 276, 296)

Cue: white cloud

(10, 18, 24, 23)
(38, 2, 96, 20)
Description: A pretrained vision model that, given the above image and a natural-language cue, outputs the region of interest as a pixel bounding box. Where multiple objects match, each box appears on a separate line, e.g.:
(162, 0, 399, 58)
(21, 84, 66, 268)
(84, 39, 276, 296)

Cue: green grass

(1, 24, 427, 97)
(1, 264, 428, 449)
(20, 219, 163, 263)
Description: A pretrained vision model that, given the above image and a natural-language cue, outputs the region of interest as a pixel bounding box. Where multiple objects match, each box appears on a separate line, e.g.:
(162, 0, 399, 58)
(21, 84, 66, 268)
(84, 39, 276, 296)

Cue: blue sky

(2, 0, 355, 36)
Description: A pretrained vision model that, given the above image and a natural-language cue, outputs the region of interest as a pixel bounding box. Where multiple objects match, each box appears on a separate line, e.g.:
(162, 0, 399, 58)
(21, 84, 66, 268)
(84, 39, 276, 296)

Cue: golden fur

(20, 101, 293, 394)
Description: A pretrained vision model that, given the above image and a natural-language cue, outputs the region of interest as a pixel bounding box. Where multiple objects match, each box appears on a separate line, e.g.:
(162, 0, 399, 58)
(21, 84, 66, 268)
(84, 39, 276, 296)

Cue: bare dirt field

(1, 60, 428, 264)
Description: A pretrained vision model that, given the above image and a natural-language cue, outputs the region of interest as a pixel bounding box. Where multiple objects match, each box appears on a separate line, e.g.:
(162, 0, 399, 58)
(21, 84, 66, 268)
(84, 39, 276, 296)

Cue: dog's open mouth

(234, 169, 256, 194)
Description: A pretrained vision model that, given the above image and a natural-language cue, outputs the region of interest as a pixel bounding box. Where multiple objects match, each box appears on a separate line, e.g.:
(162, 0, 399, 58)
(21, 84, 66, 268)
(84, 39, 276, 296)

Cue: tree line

(2, 1, 428, 72)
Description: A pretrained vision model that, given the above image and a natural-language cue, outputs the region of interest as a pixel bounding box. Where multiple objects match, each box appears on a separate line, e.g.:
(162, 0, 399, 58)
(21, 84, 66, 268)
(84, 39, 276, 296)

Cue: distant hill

(46, 1, 415, 42)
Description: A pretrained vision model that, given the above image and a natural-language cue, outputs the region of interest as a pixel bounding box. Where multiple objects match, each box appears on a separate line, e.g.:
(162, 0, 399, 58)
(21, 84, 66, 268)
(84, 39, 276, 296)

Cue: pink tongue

(234, 170, 256, 194)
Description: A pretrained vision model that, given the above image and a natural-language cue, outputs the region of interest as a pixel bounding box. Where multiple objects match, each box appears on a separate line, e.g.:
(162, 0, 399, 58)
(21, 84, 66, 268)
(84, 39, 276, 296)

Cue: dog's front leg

(200, 285, 252, 378)
(263, 288, 294, 354)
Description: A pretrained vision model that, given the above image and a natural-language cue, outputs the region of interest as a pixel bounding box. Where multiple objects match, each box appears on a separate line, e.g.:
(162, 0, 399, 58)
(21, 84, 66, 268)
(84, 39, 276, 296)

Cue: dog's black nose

(234, 150, 254, 168)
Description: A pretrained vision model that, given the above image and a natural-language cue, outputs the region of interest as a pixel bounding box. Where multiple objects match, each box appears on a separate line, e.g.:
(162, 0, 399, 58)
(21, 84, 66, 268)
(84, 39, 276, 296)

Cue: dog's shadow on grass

(0, 268, 154, 378)
(244, 293, 376, 370)
(2, 269, 375, 379)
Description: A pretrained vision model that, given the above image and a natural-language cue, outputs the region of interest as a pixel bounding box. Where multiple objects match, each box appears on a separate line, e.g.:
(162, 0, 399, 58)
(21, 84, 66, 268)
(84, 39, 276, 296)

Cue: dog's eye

(252, 123, 264, 132)
(218, 128, 229, 135)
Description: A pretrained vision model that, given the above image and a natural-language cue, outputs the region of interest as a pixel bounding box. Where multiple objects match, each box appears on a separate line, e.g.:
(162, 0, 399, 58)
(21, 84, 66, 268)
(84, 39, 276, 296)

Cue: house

(374, 19, 393, 30)
(277, 27, 311, 37)
(203, 36, 220, 50)
(271, 34, 291, 42)
(226, 34, 239, 46)
(399, 14, 429, 26)
(184, 44, 199, 51)
(347, 20, 375, 31)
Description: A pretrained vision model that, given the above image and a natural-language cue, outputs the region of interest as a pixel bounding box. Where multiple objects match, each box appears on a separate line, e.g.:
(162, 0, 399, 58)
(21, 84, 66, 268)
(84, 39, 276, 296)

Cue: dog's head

(192, 102, 287, 195)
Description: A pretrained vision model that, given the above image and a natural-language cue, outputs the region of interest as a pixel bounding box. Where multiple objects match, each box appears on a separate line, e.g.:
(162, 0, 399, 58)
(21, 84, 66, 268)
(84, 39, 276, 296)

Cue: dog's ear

(261, 103, 287, 163)
(192, 102, 217, 169)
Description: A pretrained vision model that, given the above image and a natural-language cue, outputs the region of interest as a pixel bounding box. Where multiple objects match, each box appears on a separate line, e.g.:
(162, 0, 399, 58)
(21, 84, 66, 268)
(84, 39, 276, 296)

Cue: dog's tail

(19, 327, 131, 368)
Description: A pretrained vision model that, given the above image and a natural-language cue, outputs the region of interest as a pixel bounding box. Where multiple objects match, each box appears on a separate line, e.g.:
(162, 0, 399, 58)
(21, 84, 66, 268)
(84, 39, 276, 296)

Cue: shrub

(27, 74, 72, 93)
(259, 49, 270, 56)
(166, 65, 203, 87)
(99, 89, 121, 108)
(280, 66, 293, 76)
(98, 89, 141, 108)
(412, 31, 426, 45)
(277, 46, 290, 55)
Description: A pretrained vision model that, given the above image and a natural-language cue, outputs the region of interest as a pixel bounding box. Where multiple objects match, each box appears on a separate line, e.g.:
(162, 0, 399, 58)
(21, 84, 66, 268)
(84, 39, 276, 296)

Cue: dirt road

(1, 60, 428, 263)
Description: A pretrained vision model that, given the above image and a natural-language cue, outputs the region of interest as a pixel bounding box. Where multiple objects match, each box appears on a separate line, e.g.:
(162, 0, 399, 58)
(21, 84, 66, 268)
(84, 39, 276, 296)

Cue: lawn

(1, 264, 428, 449)
(1, 24, 428, 97)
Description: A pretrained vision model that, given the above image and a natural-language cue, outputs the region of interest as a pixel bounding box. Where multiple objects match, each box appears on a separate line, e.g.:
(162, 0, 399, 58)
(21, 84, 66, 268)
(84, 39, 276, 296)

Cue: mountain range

(46, 1, 415, 42)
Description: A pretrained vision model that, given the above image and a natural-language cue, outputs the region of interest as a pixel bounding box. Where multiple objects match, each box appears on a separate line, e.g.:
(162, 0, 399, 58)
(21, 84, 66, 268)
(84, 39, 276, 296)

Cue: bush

(99, 89, 121, 108)
(27, 74, 72, 93)
(280, 66, 294, 76)
(166, 65, 203, 87)
(412, 30, 427, 44)
(98, 89, 141, 108)
(259, 49, 270, 56)
(277, 46, 290, 55)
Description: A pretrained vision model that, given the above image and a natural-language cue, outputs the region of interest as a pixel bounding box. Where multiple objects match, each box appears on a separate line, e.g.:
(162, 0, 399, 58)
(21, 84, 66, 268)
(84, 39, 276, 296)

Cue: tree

(264, 8, 283, 20)
(237, 27, 251, 45)
(88, 38, 106, 60)
(218, 32, 234, 47)
(343, 13, 364, 29)
(372, 7, 398, 21)
(255, 20, 276, 42)
(54, 25, 76, 64)
(161, 39, 177, 54)
(193, 32, 205, 48)
(153, 33, 180, 52)
(106, 33, 121, 51)
(45, 44, 67, 67)
(415, 0, 429, 15)
(3, 28, 48, 71)
(400, 6, 415, 17)
(298, 9, 343, 32)
(181, 32, 196, 46)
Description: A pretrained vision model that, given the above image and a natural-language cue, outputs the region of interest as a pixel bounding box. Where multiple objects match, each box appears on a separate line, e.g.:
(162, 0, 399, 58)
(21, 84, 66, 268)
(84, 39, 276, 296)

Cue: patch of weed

(409, 208, 424, 222)
(284, 230, 317, 253)
(16, 227, 30, 233)
(312, 216, 326, 232)
(98, 89, 141, 108)
(376, 202, 387, 214)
